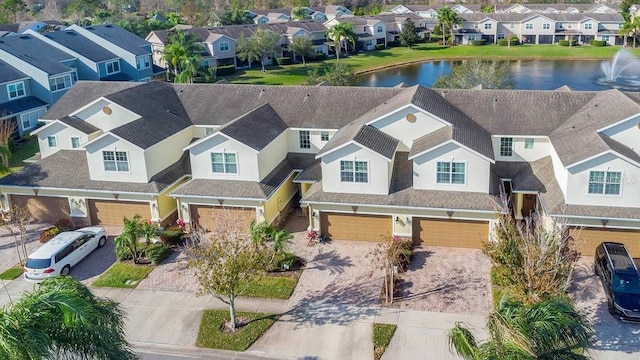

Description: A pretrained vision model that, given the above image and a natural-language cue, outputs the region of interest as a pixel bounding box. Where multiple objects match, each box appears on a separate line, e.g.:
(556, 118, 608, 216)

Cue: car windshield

(613, 273, 640, 295)
(25, 258, 51, 269)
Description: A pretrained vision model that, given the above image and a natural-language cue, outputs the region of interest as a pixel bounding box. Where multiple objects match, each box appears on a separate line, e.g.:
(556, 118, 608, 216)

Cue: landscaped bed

(373, 323, 397, 360)
(196, 310, 278, 351)
(0, 265, 24, 280)
(92, 262, 154, 288)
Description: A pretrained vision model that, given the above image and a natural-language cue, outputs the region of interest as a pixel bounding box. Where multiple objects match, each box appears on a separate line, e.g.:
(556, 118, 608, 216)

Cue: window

(103, 150, 129, 172)
(47, 136, 57, 148)
(436, 161, 465, 185)
(70, 137, 80, 148)
(543, 23, 550, 30)
(105, 60, 120, 75)
(340, 160, 368, 183)
(219, 42, 229, 51)
(205, 127, 214, 135)
(468, 35, 476, 41)
(20, 108, 44, 130)
(136, 56, 150, 70)
(7, 81, 25, 99)
(321, 131, 329, 141)
(588, 171, 621, 195)
(484, 23, 492, 29)
(525, 23, 533, 30)
(510, 23, 514, 29)
(316, 46, 324, 53)
(500, 137, 513, 157)
(567, 24, 573, 29)
(49, 73, 75, 92)
(497, 33, 505, 39)
(211, 152, 237, 174)
(377, 26, 383, 33)
(524, 138, 534, 149)
(585, 23, 592, 30)
(602, 35, 610, 42)
(299, 130, 310, 149)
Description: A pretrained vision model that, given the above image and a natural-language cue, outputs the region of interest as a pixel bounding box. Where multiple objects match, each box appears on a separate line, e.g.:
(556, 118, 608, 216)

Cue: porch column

(514, 193, 524, 220)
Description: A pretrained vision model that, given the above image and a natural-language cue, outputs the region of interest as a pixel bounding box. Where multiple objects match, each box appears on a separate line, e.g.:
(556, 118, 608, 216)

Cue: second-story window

(524, 138, 534, 149)
(136, 56, 150, 70)
(211, 152, 237, 174)
(525, 23, 533, 30)
(105, 60, 120, 75)
(588, 171, 621, 195)
(585, 23, 592, 30)
(47, 136, 57, 148)
(543, 23, 550, 30)
(103, 150, 129, 172)
(49, 73, 75, 92)
(219, 42, 229, 51)
(484, 23, 492, 29)
(299, 130, 310, 149)
(321, 131, 329, 141)
(7, 81, 25, 99)
(436, 161, 465, 185)
(500, 137, 513, 157)
(340, 160, 368, 183)
(377, 26, 383, 33)
(70, 137, 81, 148)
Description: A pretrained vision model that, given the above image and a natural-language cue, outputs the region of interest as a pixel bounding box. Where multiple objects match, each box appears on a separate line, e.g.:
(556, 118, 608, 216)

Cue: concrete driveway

(570, 257, 640, 360)
(395, 245, 492, 316)
(0, 223, 51, 273)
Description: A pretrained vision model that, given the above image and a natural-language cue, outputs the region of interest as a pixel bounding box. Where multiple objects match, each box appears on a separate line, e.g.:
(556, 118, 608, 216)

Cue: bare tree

(5, 205, 33, 265)
(185, 210, 269, 331)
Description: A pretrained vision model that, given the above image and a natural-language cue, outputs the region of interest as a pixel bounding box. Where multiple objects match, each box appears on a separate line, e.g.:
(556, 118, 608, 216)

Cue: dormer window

(219, 42, 229, 51)
(500, 137, 513, 157)
(105, 60, 120, 75)
(103, 150, 129, 172)
(211, 151, 237, 174)
(299, 130, 311, 149)
(7, 81, 25, 99)
(436, 161, 466, 185)
(49, 73, 76, 92)
(340, 160, 368, 183)
(588, 171, 621, 195)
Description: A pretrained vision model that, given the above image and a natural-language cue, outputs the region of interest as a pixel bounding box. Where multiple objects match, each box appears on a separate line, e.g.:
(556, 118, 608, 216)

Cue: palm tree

(0, 276, 136, 360)
(619, 20, 633, 47)
(291, 7, 310, 21)
(163, 30, 204, 78)
(448, 297, 594, 360)
(115, 214, 154, 264)
(630, 16, 640, 48)
(437, 6, 462, 45)
(327, 22, 357, 60)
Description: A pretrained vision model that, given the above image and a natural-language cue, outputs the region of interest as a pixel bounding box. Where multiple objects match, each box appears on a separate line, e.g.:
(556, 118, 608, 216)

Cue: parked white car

(23, 227, 106, 283)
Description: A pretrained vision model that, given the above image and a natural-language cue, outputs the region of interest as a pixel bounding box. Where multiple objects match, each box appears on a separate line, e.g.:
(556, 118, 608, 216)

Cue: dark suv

(594, 242, 640, 322)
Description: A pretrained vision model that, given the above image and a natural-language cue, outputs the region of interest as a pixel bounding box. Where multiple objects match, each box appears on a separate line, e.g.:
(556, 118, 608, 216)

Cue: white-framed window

(19, 108, 44, 130)
(510, 23, 514, 29)
(7, 81, 25, 99)
(47, 136, 57, 148)
(211, 152, 237, 174)
(585, 23, 592, 30)
(70, 137, 81, 148)
(500, 137, 513, 157)
(136, 56, 150, 70)
(436, 161, 466, 185)
(299, 130, 310, 149)
(340, 160, 368, 183)
(588, 170, 621, 195)
(377, 26, 383, 33)
(205, 127, 214, 135)
(103, 150, 129, 172)
(484, 23, 492, 29)
(468, 35, 476, 41)
(49, 73, 76, 92)
(602, 35, 610, 42)
(524, 138, 534, 149)
(219, 42, 229, 51)
(321, 131, 329, 141)
(525, 23, 533, 30)
(543, 23, 550, 30)
(105, 60, 120, 75)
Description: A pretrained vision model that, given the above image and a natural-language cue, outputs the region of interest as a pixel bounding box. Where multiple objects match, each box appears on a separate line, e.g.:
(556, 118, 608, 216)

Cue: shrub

(116, 245, 133, 261)
(387, 41, 400, 47)
(310, 53, 326, 62)
(388, 237, 413, 273)
(275, 57, 291, 65)
(147, 243, 170, 265)
(39, 226, 60, 243)
(558, 40, 577, 47)
(591, 39, 606, 47)
(270, 252, 305, 271)
(54, 218, 74, 231)
(375, 44, 385, 50)
(159, 226, 183, 246)
(470, 39, 485, 46)
(497, 38, 519, 46)
(216, 65, 236, 76)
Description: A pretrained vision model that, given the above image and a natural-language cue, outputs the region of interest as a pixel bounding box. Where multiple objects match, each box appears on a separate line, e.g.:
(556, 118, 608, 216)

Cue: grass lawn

(223, 43, 640, 86)
(196, 309, 277, 351)
(373, 323, 398, 360)
(8, 136, 38, 173)
(92, 262, 154, 288)
(0, 265, 24, 280)
(241, 275, 298, 300)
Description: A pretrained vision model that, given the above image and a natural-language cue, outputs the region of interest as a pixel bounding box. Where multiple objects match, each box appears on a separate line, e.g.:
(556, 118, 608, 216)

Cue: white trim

(339, 159, 370, 184)
(104, 60, 120, 75)
(49, 72, 77, 93)
(435, 160, 467, 186)
(585, 169, 623, 197)
(566, 150, 640, 169)
(302, 199, 500, 214)
(316, 140, 394, 162)
(47, 135, 58, 148)
(6, 80, 26, 100)
(210, 150, 239, 175)
(102, 149, 131, 173)
(289, 127, 337, 131)
(596, 113, 640, 133)
(550, 214, 640, 226)
(364, 103, 451, 128)
(408, 139, 495, 164)
(183, 132, 259, 153)
(82, 132, 142, 150)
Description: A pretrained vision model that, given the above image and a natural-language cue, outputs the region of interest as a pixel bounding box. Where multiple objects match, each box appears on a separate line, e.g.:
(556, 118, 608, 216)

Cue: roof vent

(493, 98, 498, 102)
(261, 88, 265, 92)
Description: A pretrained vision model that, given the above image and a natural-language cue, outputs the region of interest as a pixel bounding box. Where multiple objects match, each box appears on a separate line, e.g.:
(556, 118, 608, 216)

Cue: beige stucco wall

(189, 134, 260, 181)
(492, 136, 552, 162)
(74, 99, 140, 132)
(369, 105, 446, 152)
(321, 143, 391, 195)
(144, 127, 193, 178)
(257, 132, 288, 180)
(37, 122, 90, 159)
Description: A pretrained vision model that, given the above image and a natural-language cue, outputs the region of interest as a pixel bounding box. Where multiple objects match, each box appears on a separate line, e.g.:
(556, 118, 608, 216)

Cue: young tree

(448, 297, 594, 360)
(238, 29, 280, 72)
(437, 6, 462, 45)
(327, 22, 356, 60)
(289, 36, 314, 66)
(0, 276, 137, 360)
(186, 210, 270, 331)
(433, 59, 513, 90)
(399, 18, 418, 48)
(114, 214, 156, 264)
(236, 32, 261, 70)
(5, 205, 31, 266)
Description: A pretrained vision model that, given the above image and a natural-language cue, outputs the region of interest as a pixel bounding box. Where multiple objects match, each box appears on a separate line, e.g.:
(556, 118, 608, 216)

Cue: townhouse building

(1, 81, 639, 260)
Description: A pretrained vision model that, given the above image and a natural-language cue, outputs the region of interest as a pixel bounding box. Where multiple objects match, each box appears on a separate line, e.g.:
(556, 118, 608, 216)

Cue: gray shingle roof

(303, 152, 501, 211)
(409, 126, 453, 158)
(58, 116, 100, 134)
(353, 125, 399, 159)
(218, 103, 288, 151)
(43, 30, 119, 63)
(0, 59, 27, 84)
(83, 24, 150, 56)
(0, 35, 75, 75)
(0, 150, 187, 194)
(0, 96, 47, 117)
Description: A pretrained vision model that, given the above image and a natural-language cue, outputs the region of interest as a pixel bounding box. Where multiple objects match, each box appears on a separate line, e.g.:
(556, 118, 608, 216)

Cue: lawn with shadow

(197, 310, 278, 351)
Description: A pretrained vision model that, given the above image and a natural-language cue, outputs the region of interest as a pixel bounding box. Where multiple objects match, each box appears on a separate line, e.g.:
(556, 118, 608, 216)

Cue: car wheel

(61, 265, 71, 276)
(98, 236, 107, 247)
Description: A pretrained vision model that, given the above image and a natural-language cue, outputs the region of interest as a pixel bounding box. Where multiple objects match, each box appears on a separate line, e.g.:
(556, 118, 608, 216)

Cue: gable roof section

(0, 58, 27, 83)
(41, 30, 119, 63)
(218, 103, 288, 151)
(0, 96, 46, 117)
(81, 24, 150, 56)
(408, 126, 452, 159)
(315, 123, 399, 160)
(0, 34, 75, 75)
(58, 115, 100, 134)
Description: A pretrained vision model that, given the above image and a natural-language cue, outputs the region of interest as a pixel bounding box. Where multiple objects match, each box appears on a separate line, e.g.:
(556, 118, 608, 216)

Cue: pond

(359, 58, 640, 91)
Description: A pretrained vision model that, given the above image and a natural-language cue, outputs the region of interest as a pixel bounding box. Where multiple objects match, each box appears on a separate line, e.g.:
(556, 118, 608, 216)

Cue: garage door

(570, 227, 640, 258)
(413, 218, 489, 248)
(88, 200, 150, 226)
(190, 205, 255, 232)
(9, 195, 70, 222)
(320, 212, 392, 242)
